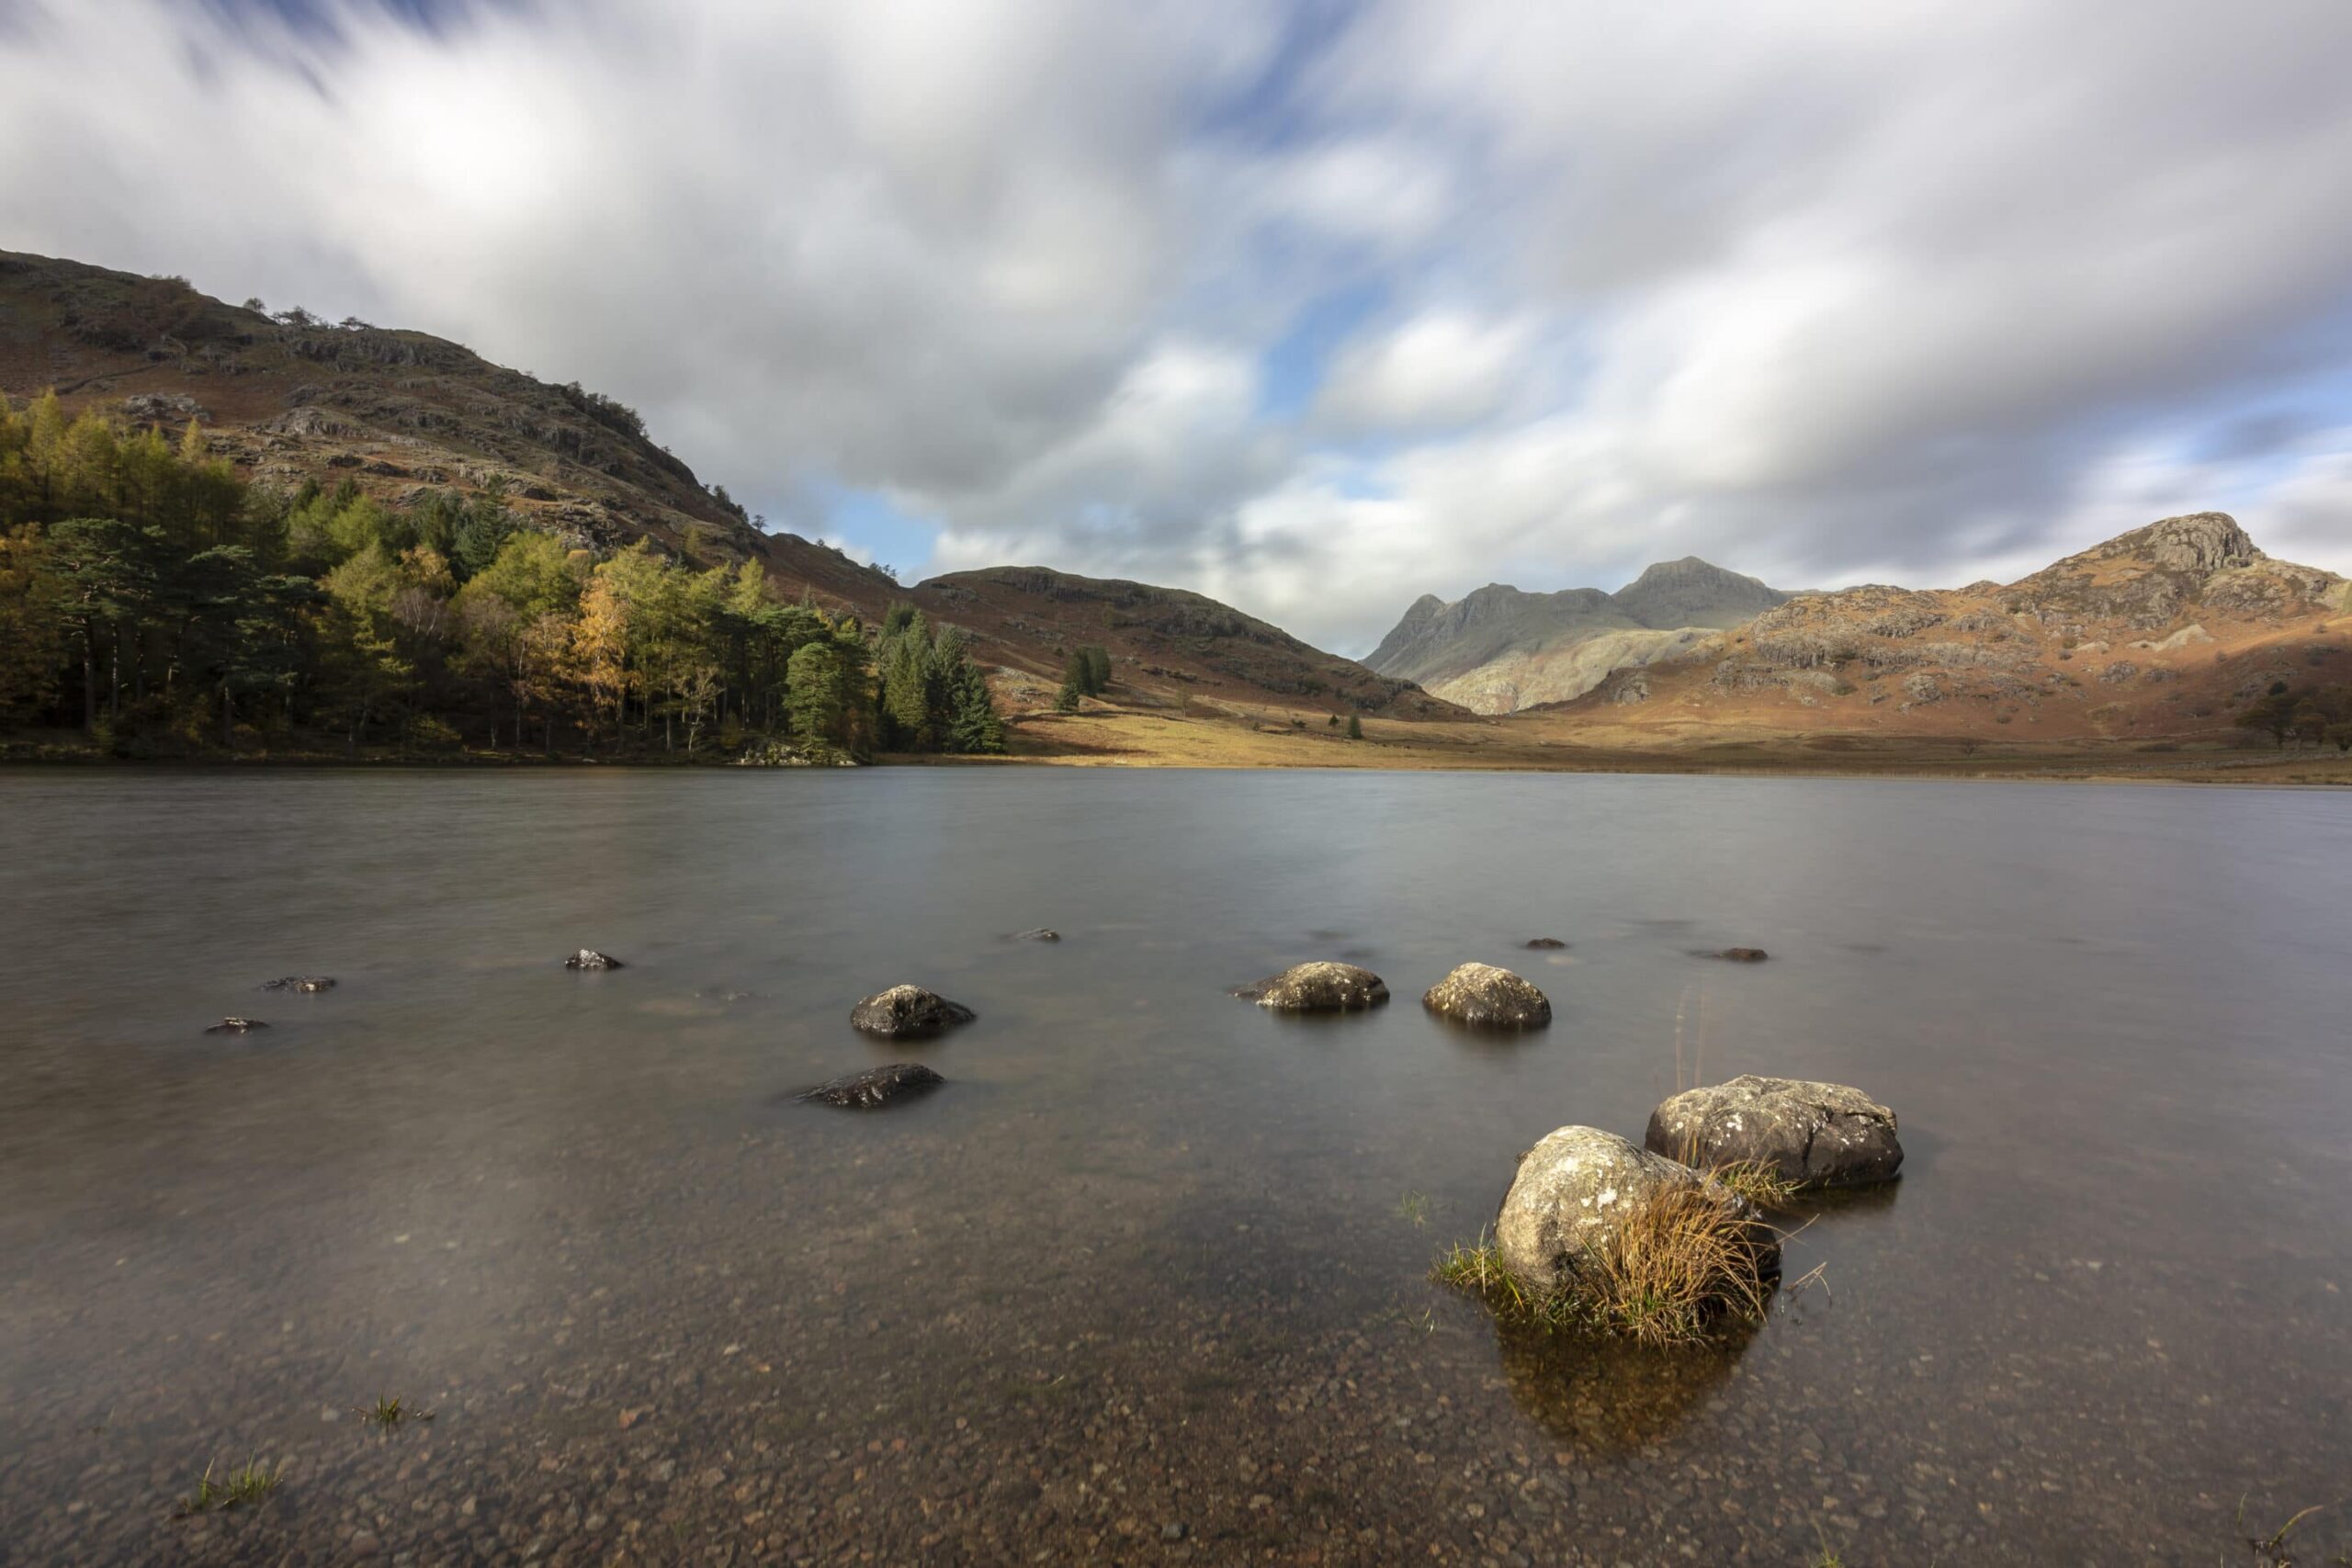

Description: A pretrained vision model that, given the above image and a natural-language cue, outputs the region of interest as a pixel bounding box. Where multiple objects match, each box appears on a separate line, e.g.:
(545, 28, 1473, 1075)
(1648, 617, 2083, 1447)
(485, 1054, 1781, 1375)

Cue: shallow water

(0, 768, 2346, 1565)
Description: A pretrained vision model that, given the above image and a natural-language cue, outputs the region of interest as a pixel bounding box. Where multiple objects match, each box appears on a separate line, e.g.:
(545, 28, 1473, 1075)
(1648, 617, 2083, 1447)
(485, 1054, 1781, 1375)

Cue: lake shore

(10, 705, 2349, 787)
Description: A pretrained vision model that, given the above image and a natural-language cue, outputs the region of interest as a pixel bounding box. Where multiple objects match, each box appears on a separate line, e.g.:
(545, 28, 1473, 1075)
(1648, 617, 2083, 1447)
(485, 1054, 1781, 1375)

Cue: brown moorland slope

(0, 248, 896, 609)
(1550, 513, 2349, 750)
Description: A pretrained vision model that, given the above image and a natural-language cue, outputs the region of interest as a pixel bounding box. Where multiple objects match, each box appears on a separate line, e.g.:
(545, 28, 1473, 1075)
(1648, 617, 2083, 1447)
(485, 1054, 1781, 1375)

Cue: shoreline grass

(177, 1457, 280, 1516)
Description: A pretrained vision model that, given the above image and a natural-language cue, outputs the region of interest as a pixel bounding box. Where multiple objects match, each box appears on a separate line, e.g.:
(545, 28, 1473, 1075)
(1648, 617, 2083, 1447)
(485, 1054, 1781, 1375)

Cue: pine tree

(1345, 713, 1363, 739)
(1055, 678, 1081, 714)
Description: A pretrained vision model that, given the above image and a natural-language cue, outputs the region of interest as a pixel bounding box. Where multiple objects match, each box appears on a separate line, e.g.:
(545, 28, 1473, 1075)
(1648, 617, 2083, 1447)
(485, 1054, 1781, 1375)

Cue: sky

(4, 0, 2350, 655)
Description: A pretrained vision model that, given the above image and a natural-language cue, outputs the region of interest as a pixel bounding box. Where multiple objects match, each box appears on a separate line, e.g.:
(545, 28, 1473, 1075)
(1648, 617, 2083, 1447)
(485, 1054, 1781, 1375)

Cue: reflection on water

(0, 767, 2348, 1563)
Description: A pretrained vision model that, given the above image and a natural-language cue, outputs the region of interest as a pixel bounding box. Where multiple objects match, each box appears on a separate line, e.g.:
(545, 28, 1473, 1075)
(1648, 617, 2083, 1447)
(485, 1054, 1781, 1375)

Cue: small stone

(1161, 1522, 1186, 1540)
(259, 976, 336, 992)
(794, 1063, 945, 1109)
(564, 949, 625, 970)
(849, 985, 975, 1037)
(205, 1017, 268, 1034)
(350, 1530, 382, 1558)
(1012, 928, 1061, 942)
(1712, 947, 1770, 963)
(1523, 937, 1569, 950)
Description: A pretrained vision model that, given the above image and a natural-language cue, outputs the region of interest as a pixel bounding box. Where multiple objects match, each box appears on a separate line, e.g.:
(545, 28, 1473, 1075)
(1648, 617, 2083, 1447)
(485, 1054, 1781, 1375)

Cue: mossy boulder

(1422, 963, 1551, 1029)
(1645, 1075, 1902, 1188)
(1236, 961, 1389, 1012)
(850, 985, 976, 1038)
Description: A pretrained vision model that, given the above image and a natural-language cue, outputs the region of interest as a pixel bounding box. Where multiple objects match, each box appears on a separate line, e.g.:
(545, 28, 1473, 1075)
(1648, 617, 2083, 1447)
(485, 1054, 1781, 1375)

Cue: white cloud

(1, 0, 2347, 656)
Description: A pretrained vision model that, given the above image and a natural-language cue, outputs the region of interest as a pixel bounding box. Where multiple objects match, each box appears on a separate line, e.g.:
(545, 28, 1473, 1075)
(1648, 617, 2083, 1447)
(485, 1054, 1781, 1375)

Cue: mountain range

(5, 248, 2346, 760)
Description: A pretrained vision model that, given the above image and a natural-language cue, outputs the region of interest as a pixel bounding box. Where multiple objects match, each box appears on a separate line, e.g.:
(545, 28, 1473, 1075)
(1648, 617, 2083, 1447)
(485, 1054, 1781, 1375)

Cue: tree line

(0, 391, 1003, 760)
(2235, 681, 2352, 751)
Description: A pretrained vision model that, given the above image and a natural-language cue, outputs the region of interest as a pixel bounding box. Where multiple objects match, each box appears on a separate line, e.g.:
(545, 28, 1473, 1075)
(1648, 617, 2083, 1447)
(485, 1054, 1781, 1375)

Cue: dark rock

(1711, 947, 1770, 963)
(260, 976, 335, 992)
(795, 1063, 945, 1109)
(206, 1017, 268, 1034)
(1012, 928, 1061, 942)
(850, 985, 976, 1037)
(1234, 961, 1389, 1012)
(1421, 962, 1551, 1028)
(1645, 1075, 1903, 1188)
(1497, 1126, 1775, 1295)
(1523, 937, 1569, 950)
(565, 949, 625, 970)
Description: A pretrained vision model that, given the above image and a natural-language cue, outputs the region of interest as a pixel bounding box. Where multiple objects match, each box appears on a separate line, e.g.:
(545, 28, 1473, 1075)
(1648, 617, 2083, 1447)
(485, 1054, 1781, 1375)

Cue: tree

(1345, 713, 1363, 739)
(785, 638, 850, 746)
(2234, 692, 2297, 749)
(0, 524, 63, 718)
(1055, 678, 1081, 714)
(1080, 644, 1112, 694)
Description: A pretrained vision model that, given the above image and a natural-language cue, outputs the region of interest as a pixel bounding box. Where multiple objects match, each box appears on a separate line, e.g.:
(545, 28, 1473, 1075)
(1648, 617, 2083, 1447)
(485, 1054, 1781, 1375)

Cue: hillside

(1367, 557, 1789, 712)
(915, 567, 1466, 720)
(0, 249, 895, 610)
(1555, 513, 2350, 749)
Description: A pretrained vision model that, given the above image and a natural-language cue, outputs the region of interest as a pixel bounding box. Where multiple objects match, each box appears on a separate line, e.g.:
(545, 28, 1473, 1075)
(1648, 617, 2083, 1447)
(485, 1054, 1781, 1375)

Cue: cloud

(1, 0, 2348, 658)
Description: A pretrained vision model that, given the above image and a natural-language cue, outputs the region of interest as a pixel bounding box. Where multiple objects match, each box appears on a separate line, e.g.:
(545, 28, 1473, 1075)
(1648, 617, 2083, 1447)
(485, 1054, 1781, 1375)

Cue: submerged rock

(1012, 928, 1061, 942)
(565, 949, 625, 970)
(260, 976, 335, 992)
(1422, 963, 1552, 1029)
(1645, 1075, 1903, 1188)
(1523, 938, 1570, 950)
(850, 985, 976, 1037)
(1234, 961, 1389, 1012)
(1709, 947, 1770, 963)
(206, 1017, 268, 1034)
(1496, 1126, 1775, 1296)
(795, 1063, 944, 1109)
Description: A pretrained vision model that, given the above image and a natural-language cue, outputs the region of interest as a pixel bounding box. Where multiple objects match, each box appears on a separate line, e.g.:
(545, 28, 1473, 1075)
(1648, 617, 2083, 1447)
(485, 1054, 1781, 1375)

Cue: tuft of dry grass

(1432, 1186, 1783, 1348)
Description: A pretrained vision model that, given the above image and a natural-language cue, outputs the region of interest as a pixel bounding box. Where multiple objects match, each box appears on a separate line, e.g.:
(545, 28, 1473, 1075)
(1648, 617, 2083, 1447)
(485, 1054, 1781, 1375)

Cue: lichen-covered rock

(795, 1063, 944, 1109)
(205, 1017, 268, 1034)
(1644, 1075, 1903, 1188)
(260, 976, 335, 992)
(564, 949, 625, 970)
(850, 985, 976, 1037)
(1235, 961, 1389, 1012)
(1496, 1126, 1773, 1295)
(1421, 963, 1551, 1028)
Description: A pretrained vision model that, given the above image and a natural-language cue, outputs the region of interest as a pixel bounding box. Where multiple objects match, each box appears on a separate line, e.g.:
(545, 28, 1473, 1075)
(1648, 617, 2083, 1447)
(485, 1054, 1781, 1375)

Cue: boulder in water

(795, 1063, 945, 1109)
(1710, 947, 1769, 963)
(565, 949, 625, 970)
(206, 1017, 268, 1034)
(1523, 937, 1569, 951)
(850, 985, 976, 1037)
(1234, 961, 1389, 1012)
(1496, 1126, 1776, 1296)
(260, 976, 335, 992)
(1645, 1075, 1902, 1188)
(1422, 963, 1551, 1029)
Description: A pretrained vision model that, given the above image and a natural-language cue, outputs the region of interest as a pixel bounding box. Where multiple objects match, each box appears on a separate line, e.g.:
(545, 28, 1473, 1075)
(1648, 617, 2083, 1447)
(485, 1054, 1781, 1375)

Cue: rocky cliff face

(1366, 558, 1788, 713)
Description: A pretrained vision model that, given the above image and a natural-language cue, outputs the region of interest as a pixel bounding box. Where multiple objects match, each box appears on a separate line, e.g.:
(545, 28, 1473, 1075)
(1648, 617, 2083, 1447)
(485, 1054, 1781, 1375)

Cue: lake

(1, 768, 2346, 1564)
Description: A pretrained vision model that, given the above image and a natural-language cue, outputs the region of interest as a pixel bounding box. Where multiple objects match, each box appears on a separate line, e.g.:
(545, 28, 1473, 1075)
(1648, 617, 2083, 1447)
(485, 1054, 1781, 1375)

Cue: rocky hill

(1, 249, 1457, 723)
(1367, 558, 1789, 713)
(915, 567, 1466, 719)
(0, 249, 894, 609)
(1561, 513, 2350, 747)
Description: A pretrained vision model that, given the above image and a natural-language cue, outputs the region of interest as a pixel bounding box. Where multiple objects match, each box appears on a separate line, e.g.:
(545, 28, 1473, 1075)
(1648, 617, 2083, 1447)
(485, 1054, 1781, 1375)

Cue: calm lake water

(1, 768, 2346, 1565)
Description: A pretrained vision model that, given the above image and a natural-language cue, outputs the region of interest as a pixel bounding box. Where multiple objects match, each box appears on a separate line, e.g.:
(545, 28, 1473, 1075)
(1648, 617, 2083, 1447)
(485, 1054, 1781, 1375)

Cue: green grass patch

(178, 1457, 280, 1516)
(355, 1393, 435, 1429)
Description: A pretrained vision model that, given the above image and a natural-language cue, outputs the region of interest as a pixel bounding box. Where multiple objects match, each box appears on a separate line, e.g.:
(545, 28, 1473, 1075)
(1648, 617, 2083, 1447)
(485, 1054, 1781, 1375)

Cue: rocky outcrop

(564, 949, 625, 970)
(850, 985, 976, 1037)
(795, 1063, 945, 1109)
(1495, 1126, 1776, 1295)
(1644, 1075, 1903, 1188)
(1236, 961, 1390, 1012)
(1422, 963, 1551, 1028)
(260, 976, 335, 992)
